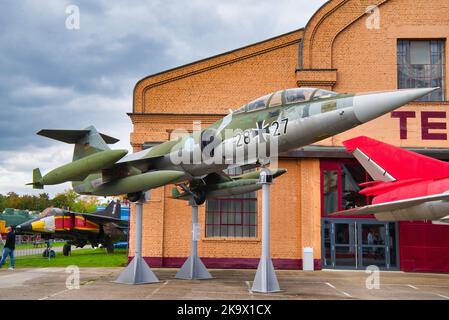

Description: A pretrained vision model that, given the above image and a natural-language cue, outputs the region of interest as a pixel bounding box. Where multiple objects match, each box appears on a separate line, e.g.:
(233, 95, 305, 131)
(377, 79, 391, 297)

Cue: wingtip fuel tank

(28, 149, 128, 187)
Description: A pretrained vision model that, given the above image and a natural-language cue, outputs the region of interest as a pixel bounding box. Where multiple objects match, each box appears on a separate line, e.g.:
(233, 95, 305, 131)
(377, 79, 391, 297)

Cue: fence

(0, 235, 66, 259)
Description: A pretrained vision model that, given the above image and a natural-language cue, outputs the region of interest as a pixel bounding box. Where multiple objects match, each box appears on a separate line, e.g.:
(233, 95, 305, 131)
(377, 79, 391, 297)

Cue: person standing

(0, 226, 16, 270)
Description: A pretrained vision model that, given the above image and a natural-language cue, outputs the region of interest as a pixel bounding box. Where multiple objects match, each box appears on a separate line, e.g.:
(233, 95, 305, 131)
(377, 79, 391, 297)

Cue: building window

(205, 168, 257, 238)
(323, 170, 338, 215)
(397, 40, 445, 101)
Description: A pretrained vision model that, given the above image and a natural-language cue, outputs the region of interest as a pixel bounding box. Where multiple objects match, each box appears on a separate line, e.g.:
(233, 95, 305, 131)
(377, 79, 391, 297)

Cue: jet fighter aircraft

(334, 136, 449, 222)
(28, 87, 437, 203)
(15, 201, 126, 254)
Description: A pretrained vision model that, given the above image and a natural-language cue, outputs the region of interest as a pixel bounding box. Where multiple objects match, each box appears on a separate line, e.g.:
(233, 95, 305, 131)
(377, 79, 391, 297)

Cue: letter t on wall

(391, 111, 416, 140)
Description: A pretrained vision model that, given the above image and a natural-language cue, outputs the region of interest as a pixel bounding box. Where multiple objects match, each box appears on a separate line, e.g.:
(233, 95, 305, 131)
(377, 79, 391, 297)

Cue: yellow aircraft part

(0, 220, 6, 234)
(31, 216, 56, 233)
(74, 215, 99, 233)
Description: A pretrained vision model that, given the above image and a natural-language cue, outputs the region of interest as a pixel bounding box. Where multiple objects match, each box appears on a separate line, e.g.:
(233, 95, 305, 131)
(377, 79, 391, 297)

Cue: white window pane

(410, 41, 431, 65)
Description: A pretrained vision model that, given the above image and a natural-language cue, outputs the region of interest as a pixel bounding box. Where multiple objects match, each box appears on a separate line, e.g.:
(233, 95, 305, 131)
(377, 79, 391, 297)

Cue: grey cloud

(0, 0, 326, 195)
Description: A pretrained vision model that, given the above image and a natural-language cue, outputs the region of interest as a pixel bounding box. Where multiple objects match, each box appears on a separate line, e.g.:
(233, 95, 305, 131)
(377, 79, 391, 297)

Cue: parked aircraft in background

(28, 87, 437, 204)
(335, 136, 449, 223)
(15, 201, 126, 254)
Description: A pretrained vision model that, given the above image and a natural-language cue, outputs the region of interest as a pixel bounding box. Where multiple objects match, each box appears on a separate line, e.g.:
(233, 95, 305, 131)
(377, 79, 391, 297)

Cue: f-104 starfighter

(28, 87, 438, 203)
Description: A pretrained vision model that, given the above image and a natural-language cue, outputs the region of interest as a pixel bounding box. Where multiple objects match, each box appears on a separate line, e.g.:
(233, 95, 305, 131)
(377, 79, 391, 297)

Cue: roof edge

(133, 27, 305, 91)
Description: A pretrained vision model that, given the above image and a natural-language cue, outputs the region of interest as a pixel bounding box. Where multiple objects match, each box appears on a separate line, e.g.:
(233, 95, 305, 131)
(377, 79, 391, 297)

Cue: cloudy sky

(0, 0, 327, 196)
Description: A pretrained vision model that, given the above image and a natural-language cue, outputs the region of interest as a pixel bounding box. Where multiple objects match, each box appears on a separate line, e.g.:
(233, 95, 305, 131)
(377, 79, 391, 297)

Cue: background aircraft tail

(37, 125, 119, 161)
(94, 200, 121, 219)
(343, 136, 449, 181)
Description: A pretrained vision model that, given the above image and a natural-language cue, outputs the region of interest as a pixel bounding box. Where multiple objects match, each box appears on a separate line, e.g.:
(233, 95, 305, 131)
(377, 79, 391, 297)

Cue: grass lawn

(13, 248, 128, 268)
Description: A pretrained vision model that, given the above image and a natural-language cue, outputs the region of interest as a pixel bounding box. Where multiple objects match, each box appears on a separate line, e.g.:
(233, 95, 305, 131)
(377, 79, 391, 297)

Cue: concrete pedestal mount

(175, 197, 212, 280)
(251, 168, 280, 293)
(114, 192, 159, 285)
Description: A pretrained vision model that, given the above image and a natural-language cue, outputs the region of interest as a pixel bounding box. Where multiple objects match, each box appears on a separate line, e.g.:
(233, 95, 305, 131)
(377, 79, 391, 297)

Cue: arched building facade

(128, 0, 449, 272)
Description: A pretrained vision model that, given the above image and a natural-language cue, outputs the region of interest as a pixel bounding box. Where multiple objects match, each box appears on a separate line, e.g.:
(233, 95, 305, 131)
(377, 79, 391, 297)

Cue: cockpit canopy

(234, 88, 338, 114)
(39, 207, 64, 218)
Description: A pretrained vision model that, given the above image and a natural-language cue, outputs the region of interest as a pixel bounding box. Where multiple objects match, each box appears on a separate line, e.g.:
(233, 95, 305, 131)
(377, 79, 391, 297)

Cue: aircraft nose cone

(353, 87, 439, 123)
(16, 222, 32, 233)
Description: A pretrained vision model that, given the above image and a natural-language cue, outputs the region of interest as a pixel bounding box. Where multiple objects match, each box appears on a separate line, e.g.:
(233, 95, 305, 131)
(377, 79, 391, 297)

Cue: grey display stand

(114, 192, 159, 284)
(251, 169, 280, 293)
(176, 197, 212, 280)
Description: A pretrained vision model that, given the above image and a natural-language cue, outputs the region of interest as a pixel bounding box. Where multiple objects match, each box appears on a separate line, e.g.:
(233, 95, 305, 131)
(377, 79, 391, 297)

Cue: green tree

(0, 194, 5, 212)
(37, 193, 51, 211)
(5, 192, 19, 209)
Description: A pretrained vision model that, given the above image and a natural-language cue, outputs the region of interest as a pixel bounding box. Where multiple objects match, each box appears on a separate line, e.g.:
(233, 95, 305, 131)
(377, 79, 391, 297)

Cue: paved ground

(0, 267, 448, 300)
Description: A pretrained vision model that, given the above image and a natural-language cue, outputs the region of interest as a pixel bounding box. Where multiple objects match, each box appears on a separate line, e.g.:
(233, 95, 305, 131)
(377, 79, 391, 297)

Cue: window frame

(205, 194, 258, 238)
(397, 39, 446, 102)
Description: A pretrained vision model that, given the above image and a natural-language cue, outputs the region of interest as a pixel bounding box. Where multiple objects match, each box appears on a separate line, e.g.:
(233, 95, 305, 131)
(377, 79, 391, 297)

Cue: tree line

(0, 189, 100, 213)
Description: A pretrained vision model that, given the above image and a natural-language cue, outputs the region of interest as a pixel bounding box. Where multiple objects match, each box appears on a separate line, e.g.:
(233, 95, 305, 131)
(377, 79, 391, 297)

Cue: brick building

(128, 0, 449, 272)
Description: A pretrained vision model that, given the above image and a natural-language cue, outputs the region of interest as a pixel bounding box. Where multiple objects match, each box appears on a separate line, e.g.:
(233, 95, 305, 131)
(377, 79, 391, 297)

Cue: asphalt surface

(0, 267, 449, 300)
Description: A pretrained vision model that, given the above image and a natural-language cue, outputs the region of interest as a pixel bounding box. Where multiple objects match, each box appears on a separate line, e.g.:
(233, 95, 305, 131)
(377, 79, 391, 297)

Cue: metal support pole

(176, 197, 212, 280)
(252, 168, 280, 293)
(114, 192, 159, 284)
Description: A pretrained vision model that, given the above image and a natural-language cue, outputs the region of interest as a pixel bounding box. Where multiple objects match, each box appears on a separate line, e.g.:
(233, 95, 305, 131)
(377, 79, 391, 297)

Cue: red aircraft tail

(343, 136, 449, 181)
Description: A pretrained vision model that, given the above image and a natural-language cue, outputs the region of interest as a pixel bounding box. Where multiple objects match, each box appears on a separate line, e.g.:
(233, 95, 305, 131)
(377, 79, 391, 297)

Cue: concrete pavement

(0, 267, 449, 300)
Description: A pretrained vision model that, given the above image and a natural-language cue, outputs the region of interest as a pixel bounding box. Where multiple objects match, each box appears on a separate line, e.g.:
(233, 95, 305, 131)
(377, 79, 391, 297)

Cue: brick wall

(129, 0, 449, 268)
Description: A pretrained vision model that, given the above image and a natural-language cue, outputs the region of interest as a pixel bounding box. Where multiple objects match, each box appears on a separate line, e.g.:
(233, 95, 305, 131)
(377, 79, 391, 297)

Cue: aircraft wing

(80, 201, 126, 225)
(171, 168, 287, 202)
(80, 212, 126, 225)
(333, 192, 449, 219)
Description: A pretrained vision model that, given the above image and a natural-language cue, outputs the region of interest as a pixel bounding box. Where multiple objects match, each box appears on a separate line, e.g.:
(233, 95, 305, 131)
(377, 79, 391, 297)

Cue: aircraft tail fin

(95, 200, 121, 219)
(26, 168, 44, 189)
(37, 126, 119, 161)
(343, 136, 449, 181)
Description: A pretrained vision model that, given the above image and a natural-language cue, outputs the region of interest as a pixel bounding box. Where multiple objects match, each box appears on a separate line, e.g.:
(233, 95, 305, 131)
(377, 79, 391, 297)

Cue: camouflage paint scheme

(28, 87, 437, 204)
(15, 201, 125, 252)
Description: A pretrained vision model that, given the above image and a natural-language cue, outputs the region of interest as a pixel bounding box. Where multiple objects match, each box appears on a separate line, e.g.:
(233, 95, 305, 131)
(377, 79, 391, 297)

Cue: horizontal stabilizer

(343, 136, 449, 181)
(37, 129, 119, 144)
(26, 168, 43, 189)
